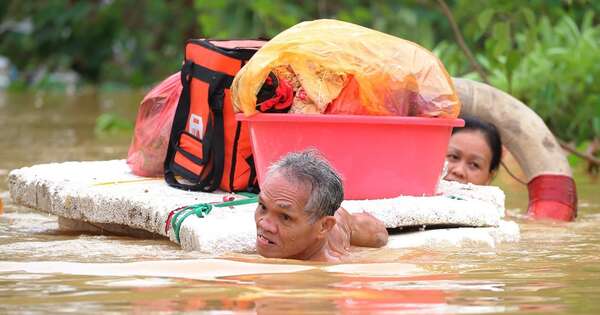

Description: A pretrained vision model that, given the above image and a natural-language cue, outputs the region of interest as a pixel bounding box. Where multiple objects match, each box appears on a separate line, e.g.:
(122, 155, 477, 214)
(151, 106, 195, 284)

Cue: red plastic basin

(237, 113, 464, 199)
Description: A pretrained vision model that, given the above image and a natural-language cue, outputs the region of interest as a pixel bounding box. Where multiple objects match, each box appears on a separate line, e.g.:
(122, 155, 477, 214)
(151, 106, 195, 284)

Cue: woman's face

(444, 130, 494, 185)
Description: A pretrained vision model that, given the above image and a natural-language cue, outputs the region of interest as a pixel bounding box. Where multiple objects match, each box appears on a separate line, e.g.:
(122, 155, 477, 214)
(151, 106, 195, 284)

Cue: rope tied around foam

(170, 203, 213, 243)
(165, 193, 259, 243)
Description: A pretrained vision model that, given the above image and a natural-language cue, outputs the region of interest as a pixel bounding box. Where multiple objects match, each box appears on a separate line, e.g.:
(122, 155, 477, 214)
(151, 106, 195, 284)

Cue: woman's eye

(446, 154, 458, 161)
(281, 213, 291, 221)
(469, 162, 480, 169)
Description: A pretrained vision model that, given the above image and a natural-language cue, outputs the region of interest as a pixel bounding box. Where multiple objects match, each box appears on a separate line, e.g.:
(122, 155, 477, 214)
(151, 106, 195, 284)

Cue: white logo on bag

(189, 114, 203, 139)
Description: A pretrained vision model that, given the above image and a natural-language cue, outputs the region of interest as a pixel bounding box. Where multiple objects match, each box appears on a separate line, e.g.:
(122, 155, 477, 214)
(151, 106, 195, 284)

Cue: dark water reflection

(0, 90, 599, 314)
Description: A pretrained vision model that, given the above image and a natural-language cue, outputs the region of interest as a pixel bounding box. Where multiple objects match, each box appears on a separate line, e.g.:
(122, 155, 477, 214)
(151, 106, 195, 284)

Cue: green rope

(214, 194, 258, 208)
(235, 191, 258, 199)
(170, 193, 259, 243)
(171, 203, 213, 243)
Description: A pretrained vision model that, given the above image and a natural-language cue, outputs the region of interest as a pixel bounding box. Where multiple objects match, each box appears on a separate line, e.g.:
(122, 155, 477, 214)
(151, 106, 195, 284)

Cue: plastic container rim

(236, 113, 465, 127)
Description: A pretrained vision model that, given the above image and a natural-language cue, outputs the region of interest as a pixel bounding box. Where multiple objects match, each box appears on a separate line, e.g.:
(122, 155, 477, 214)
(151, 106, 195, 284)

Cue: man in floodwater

(255, 149, 388, 262)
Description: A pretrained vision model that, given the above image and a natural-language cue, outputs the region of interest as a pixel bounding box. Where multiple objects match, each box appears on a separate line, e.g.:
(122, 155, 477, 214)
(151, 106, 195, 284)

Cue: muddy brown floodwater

(1, 90, 599, 314)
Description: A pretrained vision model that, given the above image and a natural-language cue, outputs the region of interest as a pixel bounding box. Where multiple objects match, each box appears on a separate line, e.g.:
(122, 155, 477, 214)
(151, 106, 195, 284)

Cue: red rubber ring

(527, 174, 577, 221)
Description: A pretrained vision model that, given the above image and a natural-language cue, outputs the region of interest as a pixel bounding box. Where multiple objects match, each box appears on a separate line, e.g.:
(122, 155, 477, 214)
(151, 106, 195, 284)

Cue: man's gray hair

(266, 149, 343, 220)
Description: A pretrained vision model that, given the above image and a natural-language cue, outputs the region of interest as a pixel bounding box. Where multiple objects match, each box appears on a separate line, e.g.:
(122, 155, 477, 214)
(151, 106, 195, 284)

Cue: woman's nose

(448, 163, 466, 182)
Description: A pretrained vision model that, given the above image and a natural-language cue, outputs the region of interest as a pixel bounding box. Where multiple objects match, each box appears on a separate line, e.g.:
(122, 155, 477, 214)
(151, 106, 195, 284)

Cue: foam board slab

(8, 160, 519, 253)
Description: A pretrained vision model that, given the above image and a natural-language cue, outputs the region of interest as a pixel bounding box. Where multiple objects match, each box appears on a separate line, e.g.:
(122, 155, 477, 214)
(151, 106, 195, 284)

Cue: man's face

(254, 170, 323, 259)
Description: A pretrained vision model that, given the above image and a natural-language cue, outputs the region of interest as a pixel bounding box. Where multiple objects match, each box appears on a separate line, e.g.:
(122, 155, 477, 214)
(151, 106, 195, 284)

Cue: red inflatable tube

(527, 174, 577, 221)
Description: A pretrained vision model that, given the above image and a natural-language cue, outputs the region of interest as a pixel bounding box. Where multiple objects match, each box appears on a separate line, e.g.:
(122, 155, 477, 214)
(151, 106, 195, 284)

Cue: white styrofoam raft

(8, 160, 519, 253)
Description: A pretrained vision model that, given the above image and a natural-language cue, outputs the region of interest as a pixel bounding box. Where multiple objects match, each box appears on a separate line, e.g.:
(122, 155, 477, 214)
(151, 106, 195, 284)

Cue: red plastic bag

(127, 72, 182, 177)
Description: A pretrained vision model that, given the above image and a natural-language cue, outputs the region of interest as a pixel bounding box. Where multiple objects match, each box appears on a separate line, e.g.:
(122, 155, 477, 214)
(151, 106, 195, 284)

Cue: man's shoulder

(334, 207, 353, 228)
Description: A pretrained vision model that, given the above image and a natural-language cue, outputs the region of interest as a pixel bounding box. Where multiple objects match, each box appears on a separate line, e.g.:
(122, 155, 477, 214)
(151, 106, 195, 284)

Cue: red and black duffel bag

(164, 39, 268, 192)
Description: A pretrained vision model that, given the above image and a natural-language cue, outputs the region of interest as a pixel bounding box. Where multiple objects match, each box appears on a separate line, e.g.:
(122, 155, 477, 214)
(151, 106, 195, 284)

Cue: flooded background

(1, 91, 599, 314)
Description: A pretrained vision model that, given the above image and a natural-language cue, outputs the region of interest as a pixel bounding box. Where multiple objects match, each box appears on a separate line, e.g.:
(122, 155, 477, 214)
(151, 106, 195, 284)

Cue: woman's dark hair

(452, 115, 502, 172)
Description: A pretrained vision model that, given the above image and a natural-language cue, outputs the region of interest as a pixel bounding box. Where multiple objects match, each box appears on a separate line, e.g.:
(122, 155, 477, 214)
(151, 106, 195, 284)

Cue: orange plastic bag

(232, 19, 460, 117)
(127, 72, 182, 177)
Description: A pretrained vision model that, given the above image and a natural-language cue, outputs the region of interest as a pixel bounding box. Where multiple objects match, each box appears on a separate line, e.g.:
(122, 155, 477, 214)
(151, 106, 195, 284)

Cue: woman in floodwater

(444, 116, 502, 185)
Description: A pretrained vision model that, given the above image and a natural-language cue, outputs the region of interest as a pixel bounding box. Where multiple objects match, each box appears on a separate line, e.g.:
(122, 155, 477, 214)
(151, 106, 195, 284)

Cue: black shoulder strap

(164, 61, 233, 192)
(164, 62, 195, 190)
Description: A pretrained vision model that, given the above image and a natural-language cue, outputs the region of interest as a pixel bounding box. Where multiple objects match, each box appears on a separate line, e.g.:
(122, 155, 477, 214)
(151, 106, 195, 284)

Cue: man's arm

(337, 208, 388, 248)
